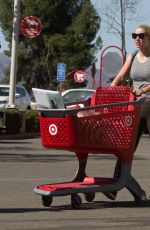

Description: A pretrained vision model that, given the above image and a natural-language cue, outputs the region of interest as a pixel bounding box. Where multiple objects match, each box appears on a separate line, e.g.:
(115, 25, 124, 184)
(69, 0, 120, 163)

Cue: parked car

(0, 84, 31, 115)
(61, 88, 95, 104)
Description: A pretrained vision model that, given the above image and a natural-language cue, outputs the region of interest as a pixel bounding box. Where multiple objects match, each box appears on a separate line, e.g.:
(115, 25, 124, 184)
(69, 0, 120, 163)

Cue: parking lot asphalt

(0, 135, 150, 230)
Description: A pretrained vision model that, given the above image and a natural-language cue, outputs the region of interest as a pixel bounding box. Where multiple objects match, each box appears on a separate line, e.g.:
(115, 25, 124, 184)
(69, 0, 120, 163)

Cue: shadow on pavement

(0, 153, 76, 163)
(1, 200, 150, 213)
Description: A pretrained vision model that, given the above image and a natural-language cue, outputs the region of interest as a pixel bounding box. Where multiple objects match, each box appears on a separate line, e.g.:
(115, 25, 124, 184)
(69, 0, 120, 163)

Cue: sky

(0, 28, 9, 51)
(0, 0, 150, 69)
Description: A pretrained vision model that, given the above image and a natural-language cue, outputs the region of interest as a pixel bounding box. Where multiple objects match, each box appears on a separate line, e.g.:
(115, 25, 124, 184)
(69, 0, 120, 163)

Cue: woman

(105, 24, 150, 200)
(112, 24, 150, 144)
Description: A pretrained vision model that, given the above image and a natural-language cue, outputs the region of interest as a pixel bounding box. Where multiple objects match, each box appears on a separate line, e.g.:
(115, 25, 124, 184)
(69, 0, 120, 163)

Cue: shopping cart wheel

(134, 190, 148, 205)
(84, 192, 95, 202)
(71, 194, 82, 209)
(42, 195, 53, 207)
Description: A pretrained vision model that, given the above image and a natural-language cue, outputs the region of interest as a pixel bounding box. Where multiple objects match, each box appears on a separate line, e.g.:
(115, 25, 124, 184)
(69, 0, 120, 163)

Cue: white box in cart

(32, 88, 65, 109)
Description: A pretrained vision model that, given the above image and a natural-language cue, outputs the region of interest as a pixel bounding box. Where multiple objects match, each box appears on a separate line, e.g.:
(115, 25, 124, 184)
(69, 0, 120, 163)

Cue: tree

(101, 0, 139, 58)
(0, 0, 102, 91)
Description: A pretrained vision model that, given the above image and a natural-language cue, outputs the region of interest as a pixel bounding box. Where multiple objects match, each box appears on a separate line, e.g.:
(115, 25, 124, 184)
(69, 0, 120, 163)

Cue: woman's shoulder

(125, 50, 138, 63)
(131, 50, 138, 57)
(127, 50, 138, 63)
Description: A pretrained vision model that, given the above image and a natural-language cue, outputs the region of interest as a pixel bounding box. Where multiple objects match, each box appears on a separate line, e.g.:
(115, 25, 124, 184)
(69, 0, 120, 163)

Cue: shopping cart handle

(138, 92, 150, 102)
(38, 93, 149, 118)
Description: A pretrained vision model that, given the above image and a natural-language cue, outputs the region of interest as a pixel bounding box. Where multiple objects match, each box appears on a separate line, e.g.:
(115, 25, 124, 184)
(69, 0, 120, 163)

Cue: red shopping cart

(34, 86, 148, 209)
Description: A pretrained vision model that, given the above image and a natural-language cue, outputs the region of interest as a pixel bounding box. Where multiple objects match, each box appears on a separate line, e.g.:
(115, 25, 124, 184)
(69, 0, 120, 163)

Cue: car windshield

(63, 90, 94, 103)
(0, 86, 26, 97)
(0, 87, 9, 96)
(16, 86, 26, 97)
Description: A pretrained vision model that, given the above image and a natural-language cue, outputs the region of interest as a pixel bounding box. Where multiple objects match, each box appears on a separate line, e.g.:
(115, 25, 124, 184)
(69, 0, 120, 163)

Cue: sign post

(8, 0, 20, 108)
(57, 63, 66, 92)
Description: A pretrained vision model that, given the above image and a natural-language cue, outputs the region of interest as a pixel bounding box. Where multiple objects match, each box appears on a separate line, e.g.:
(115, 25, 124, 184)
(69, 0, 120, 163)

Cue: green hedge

(5, 108, 23, 134)
(5, 108, 40, 134)
(25, 109, 40, 133)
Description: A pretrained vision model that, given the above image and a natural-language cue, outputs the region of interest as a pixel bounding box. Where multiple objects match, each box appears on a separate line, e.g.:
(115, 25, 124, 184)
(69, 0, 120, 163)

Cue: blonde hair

(136, 25, 150, 50)
(136, 24, 150, 37)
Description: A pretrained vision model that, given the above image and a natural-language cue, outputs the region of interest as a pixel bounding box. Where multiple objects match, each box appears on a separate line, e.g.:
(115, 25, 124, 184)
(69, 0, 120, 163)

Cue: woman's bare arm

(111, 54, 133, 86)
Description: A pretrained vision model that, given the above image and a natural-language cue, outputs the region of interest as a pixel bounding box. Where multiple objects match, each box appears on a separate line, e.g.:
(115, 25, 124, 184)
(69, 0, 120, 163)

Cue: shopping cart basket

(34, 86, 148, 209)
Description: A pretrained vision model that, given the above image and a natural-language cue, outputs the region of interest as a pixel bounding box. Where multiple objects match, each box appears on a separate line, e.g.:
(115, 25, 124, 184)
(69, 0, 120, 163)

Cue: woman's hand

(133, 84, 150, 96)
(133, 87, 144, 96)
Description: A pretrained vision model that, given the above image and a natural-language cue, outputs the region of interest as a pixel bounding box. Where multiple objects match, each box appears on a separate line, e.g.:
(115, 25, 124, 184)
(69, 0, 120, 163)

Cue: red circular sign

(74, 70, 86, 83)
(20, 16, 42, 38)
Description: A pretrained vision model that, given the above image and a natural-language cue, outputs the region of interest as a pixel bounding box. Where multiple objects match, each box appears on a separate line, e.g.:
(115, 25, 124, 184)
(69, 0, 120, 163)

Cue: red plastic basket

(91, 86, 135, 113)
(39, 86, 141, 163)
(77, 108, 140, 160)
(39, 116, 77, 148)
(39, 107, 140, 162)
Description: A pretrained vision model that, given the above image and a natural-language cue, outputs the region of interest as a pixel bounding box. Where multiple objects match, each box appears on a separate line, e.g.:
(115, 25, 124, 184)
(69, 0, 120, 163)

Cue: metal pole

(99, 45, 125, 86)
(8, 0, 20, 108)
(120, 0, 126, 59)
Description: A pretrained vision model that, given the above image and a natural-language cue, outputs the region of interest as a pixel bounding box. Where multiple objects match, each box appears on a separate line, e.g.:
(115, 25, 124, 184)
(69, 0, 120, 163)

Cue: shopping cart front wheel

(42, 195, 53, 207)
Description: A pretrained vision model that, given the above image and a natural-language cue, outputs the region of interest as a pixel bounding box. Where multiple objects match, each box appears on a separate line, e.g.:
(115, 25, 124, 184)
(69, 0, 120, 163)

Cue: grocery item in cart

(32, 88, 65, 109)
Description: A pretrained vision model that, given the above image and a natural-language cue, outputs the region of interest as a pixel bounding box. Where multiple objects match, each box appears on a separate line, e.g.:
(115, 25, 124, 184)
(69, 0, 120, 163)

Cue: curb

(0, 132, 41, 140)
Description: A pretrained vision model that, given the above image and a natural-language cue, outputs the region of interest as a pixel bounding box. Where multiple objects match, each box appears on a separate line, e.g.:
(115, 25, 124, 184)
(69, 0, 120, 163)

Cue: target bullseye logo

(124, 116, 132, 126)
(49, 124, 58, 135)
